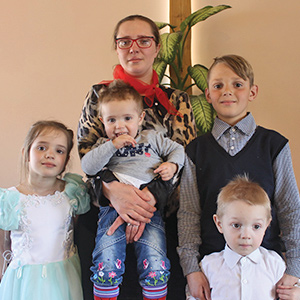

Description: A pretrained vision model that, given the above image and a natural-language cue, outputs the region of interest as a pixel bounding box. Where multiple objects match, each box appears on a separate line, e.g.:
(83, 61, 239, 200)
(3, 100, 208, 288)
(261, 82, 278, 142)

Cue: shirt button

(242, 279, 248, 284)
(230, 146, 235, 150)
(232, 137, 235, 141)
(155, 102, 158, 106)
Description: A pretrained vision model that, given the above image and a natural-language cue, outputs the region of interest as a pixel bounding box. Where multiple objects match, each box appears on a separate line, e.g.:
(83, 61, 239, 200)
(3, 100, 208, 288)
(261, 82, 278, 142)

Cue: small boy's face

(100, 98, 144, 140)
(205, 63, 258, 126)
(213, 201, 271, 256)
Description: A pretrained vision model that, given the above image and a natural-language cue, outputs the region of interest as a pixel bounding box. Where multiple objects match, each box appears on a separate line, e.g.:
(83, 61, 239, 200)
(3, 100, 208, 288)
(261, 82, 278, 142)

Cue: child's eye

(57, 149, 65, 155)
(37, 146, 46, 151)
(253, 224, 261, 230)
(213, 83, 222, 89)
(125, 116, 132, 121)
(234, 82, 243, 88)
(108, 118, 116, 123)
(232, 223, 241, 229)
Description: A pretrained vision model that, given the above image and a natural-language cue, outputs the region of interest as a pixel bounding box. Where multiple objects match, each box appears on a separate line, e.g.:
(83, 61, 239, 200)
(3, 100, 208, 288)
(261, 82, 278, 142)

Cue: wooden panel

(170, 0, 191, 92)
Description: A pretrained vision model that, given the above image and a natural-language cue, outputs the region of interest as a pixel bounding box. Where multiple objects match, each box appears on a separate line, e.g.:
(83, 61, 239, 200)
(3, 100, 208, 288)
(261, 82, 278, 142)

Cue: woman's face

(116, 19, 160, 83)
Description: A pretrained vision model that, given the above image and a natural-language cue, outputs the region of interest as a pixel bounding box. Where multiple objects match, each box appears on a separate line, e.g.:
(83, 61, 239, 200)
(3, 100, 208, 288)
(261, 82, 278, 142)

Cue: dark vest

(185, 126, 288, 258)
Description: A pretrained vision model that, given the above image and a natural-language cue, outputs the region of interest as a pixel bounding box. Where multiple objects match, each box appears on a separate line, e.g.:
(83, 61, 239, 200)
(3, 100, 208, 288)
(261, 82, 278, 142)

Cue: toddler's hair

(207, 54, 255, 87)
(98, 79, 144, 116)
(21, 120, 74, 179)
(216, 174, 271, 220)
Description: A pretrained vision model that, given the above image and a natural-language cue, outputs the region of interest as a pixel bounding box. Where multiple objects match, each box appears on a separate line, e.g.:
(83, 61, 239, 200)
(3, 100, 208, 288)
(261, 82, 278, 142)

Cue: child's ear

(205, 88, 212, 104)
(213, 214, 223, 234)
(249, 84, 258, 102)
(138, 111, 146, 125)
(99, 116, 104, 124)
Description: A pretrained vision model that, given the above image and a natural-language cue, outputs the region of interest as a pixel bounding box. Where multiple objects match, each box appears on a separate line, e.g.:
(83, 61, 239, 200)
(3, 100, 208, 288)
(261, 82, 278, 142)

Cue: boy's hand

(112, 134, 136, 149)
(154, 162, 178, 181)
(187, 271, 211, 300)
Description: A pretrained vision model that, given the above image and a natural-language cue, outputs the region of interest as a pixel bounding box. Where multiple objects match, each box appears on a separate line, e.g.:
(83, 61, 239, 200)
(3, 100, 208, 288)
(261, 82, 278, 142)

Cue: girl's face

(115, 19, 160, 84)
(28, 130, 69, 179)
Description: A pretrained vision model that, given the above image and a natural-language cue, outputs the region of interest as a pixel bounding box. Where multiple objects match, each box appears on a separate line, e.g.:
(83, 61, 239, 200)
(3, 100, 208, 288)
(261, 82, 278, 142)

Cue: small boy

(177, 55, 300, 299)
(186, 175, 286, 299)
(81, 79, 184, 300)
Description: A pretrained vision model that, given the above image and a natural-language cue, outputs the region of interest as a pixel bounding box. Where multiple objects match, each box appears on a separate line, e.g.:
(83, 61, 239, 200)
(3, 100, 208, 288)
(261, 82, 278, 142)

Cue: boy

(177, 55, 300, 300)
(186, 175, 286, 299)
(81, 79, 184, 300)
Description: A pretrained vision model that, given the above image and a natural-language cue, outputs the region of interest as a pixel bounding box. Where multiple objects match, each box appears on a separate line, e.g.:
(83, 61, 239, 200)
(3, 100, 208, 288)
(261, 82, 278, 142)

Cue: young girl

(0, 120, 90, 300)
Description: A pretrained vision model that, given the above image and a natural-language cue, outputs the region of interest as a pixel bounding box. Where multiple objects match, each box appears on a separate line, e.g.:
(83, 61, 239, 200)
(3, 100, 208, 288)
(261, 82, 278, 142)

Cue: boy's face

(100, 98, 145, 140)
(205, 63, 258, 126)
(213, 201, 271, 256)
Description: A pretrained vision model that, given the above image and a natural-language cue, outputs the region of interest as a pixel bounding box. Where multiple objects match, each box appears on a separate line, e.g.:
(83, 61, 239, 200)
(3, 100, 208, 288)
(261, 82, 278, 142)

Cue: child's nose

(241, 227, 251, 239)
(223, 89, 233, 96)
(115, 120, 124, 128)
(45, 149, 54, 159)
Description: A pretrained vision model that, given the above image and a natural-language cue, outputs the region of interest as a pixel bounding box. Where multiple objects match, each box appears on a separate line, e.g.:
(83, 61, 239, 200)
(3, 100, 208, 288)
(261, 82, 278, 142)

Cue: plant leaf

(180, 5, 231, 32)
(160, 32, 182, 63)
(155, 22, 176, 31)
(188, 64, 208, 93)
(190, 94, 215, 135)
(153, 59, 168, 83)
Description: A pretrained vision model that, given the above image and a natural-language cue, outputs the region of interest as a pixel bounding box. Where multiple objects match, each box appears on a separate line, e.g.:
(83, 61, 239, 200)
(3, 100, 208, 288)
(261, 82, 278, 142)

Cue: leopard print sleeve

(77, 84, 107, 158)
(162, 87, 197, 147)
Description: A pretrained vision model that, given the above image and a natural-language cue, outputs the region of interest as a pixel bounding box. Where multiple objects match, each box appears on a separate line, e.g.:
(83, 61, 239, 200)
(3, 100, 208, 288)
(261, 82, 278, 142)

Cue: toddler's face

(100, 98, 144, 140)
(205, 63, 258, 126)
(214, 201, 270, 256)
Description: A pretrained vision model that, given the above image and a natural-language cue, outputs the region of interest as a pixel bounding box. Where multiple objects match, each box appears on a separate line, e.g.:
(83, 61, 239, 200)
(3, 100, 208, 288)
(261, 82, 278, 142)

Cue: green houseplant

(154, 5, 231, 135)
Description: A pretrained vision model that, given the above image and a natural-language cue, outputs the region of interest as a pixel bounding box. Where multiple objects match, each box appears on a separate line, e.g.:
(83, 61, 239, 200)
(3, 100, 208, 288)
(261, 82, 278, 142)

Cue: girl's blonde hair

(216, 174, 271, 220)
(21, 120, 74, 179)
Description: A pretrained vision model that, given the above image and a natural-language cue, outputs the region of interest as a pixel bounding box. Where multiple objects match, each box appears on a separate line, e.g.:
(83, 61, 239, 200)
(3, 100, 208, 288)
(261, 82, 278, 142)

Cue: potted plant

(154, 5, 231, 135)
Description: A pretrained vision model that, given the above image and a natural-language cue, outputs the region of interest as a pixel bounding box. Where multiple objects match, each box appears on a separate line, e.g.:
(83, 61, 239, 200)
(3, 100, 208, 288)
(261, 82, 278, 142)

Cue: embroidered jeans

(90, 207, 170, 288)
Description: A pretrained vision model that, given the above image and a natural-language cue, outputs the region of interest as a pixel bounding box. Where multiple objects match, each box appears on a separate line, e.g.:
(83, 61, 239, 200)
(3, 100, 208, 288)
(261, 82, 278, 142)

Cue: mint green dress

(0, 173, 90, 300)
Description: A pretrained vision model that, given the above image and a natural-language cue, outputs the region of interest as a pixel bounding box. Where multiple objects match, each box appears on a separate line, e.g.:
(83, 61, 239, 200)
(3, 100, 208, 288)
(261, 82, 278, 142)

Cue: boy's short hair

(216, 174, 271, 220)
(98, 79, 143, 116)
(207, 54, 254, 87)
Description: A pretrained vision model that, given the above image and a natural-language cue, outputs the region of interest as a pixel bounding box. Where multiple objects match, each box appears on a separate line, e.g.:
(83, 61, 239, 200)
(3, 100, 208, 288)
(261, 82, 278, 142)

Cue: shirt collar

(212, 113, 257, 140)
(223, 244, 262, 269)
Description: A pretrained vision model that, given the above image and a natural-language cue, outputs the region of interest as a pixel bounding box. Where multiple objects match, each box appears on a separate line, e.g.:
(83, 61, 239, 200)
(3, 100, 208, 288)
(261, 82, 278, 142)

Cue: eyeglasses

(115, 36, 155, 49)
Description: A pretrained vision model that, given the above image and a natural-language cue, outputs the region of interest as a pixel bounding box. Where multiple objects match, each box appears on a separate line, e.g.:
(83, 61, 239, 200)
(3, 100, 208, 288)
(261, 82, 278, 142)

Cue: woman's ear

(213, 214, 223, 234)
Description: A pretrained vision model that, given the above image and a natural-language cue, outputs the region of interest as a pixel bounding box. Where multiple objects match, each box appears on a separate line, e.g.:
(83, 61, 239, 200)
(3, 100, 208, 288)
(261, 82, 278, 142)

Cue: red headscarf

(100, 65, 181, 116)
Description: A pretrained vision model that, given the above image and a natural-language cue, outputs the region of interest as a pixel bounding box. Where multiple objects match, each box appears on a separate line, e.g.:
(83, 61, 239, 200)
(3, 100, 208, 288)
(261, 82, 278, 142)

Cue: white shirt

(199, 245, 286, 300)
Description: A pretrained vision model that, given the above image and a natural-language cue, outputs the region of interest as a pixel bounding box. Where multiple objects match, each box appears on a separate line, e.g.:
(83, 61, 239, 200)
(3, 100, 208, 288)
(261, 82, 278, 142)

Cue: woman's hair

(98, 79, 144, 116)
(21, 120, 74, 179)
(216, 174, 271, 220)
(207, 54, 255, 87)
(113, 14, 160, 50)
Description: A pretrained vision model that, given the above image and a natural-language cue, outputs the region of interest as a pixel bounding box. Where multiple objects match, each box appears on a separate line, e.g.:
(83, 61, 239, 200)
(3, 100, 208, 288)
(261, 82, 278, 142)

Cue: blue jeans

(90, 207, 170, 288)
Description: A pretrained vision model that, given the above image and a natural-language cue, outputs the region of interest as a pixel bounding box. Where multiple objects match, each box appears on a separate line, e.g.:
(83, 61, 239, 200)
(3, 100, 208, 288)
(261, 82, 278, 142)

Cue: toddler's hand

(154, 162, 177, 181)
(112, 134, 136, 149)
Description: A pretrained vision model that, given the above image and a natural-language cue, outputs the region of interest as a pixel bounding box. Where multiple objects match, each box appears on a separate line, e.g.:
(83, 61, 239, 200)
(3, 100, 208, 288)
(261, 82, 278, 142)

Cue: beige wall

(1, 0, 299, 189)
(192, 0, 300, 186)
(0, 0, 168, 187)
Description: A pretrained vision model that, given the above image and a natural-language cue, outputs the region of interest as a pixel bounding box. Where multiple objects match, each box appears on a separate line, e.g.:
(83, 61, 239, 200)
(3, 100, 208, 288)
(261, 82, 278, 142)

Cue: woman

(76, 15, 196, 300)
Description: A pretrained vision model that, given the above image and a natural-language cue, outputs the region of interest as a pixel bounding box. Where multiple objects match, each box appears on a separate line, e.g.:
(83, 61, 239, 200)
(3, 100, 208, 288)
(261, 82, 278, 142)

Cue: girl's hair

(216, 174, 272, 220)
(113, 14, 161, 50)
(207, 54, 255, 87)
(21, 120, 74, 179)
(98, 79, 144, 116)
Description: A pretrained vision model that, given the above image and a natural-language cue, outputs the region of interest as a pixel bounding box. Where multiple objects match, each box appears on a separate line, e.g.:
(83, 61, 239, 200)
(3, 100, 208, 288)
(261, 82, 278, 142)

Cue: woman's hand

(187, 271, 211, 300)
(277, 274, 300, 300)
